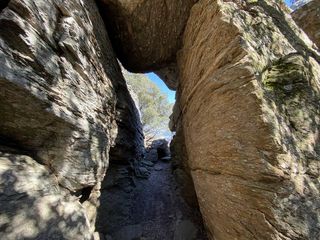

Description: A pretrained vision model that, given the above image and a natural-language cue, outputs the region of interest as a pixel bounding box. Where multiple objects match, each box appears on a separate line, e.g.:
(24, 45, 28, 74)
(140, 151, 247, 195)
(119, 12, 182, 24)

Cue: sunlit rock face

(292, 0, 320, 48)
(0, 0, 143, 238)
(175, 0, 320, 239)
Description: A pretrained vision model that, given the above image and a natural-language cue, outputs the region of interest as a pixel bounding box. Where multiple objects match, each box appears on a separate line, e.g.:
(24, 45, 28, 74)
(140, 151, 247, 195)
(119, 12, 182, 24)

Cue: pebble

(155, 166, 163, 171)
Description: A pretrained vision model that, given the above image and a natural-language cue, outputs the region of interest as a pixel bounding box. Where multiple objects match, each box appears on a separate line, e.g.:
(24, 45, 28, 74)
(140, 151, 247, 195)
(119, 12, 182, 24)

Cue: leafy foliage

(123, 71, 173, 142)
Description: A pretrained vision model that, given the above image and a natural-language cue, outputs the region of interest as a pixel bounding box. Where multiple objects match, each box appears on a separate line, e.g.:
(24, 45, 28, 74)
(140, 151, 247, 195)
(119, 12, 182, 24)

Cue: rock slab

(0, 0, 144, 238)
(292, 0, 320, 48)
(176, 0, 320, 239)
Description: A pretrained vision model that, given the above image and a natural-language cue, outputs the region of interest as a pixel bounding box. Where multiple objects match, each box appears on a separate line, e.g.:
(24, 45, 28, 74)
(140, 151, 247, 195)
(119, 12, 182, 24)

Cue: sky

(147, 0, 294, 104)
(146, 73, 176, 104)
(285, 0, 293, 6)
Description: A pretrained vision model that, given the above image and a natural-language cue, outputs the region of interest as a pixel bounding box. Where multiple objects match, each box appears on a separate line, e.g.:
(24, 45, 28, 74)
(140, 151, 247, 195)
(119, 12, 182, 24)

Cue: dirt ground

(96, 149, 208, 240)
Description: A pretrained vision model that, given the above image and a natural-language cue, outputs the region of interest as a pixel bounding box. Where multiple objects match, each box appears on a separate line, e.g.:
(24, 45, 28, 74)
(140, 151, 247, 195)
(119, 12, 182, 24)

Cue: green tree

(123, 71, 173, 143)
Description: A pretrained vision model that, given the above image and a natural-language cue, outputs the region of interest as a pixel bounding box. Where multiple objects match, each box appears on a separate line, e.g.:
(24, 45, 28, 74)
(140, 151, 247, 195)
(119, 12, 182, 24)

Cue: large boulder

(177, 0, 320, 239)
(1, 0, 320, 239)
(0, 0, 119, 193)
(96, 0, 198, 77)
(0, 0, 144, 238)
(150, 139, 170, 160)
(0, 151, 92, 240)
(292, 0, 320, 48)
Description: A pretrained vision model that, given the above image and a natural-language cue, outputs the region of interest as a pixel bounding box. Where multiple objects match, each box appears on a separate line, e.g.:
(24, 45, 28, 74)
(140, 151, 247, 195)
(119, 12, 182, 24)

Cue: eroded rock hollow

(0, 0, 319, 239)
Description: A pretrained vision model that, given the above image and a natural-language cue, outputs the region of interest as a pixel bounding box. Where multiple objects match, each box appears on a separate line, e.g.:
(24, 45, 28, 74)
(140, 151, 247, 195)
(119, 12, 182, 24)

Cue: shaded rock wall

(170, 128, 199, 209)
(169, 92, 200, 209)
(0, 0, 144, 238)
(292, 0, 320, 48)
(96, 0, 198, 89)
(0, 151, 92, 240)
(96, 0, 198, 71)
(110, 73, 145, 164)
(175, 0, 320, 239)
(0, 0, 115, 193)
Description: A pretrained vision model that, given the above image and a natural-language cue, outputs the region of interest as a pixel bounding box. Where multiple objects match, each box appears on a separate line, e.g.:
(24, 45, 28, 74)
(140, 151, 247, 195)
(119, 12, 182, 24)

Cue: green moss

(262, 54, 310, 96)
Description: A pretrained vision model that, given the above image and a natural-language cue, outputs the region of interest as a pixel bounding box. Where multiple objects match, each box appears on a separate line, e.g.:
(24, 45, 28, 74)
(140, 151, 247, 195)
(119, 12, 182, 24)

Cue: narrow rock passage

(96, 147, 208, 240)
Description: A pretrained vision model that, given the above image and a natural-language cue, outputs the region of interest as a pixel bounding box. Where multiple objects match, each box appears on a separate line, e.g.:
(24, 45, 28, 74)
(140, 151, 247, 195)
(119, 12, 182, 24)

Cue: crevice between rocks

(74, 186, 94, 204)
(96, 140, 208, 239)
(0, 0, 10, 13)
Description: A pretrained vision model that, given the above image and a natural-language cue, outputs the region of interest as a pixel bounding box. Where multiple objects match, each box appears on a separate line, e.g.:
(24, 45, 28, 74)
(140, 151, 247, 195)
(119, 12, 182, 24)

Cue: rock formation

(109, 74, 145, 164)
(0, 0, 320, 239)
(149, 139, 170, 159)
(0, 0, 143, 239)
(292, 0, 320, 48)
(290, 0, 312, 10)
(96, 138, 207, 239)
(0, 151, 93, 239)
(96, 0, 198, 89)
(173, 1, 320, 239)
(96, 0, 198, 72)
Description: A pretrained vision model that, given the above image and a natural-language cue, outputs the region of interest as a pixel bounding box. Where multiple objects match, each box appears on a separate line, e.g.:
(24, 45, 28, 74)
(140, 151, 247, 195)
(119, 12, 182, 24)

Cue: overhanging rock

(96, 0, 198, 89)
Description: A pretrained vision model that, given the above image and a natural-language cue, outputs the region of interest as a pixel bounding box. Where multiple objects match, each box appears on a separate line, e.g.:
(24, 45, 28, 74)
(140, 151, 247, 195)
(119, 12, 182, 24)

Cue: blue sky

(146, 73, 176, 104)
(285, 0, 294, 6)
(147, 0, 293, 104)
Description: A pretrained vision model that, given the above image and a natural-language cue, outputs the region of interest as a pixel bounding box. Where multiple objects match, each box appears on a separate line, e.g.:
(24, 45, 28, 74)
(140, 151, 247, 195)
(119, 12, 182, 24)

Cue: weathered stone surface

(96, 0, 198, 75)
(291, 0, 312, 11)
(150, 139, 170, 159)
(170, 91, 202, 209)
(155, 63, 179, 90)
(109, 68, 145, 164)
(174, 220, 197, 240)
(0, 151, 92, 240)
(110, 74, 145, 163)
(1, 0, 320, 239)
(171, 123, 199, 209)
(96, 145, 207, 240)
(0, 0, 144, 238)
(0, 0, 117, 193)
(176, 0, 320, 239)
(292, 0, 320, 48)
